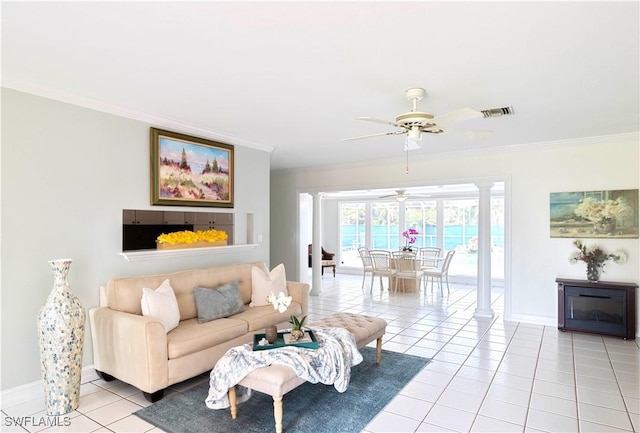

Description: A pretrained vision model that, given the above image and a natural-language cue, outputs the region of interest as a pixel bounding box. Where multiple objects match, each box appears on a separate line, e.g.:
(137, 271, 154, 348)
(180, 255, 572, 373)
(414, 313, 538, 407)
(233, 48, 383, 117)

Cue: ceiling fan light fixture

(405, 126, 422, 150)
(395, 195, 407, 202)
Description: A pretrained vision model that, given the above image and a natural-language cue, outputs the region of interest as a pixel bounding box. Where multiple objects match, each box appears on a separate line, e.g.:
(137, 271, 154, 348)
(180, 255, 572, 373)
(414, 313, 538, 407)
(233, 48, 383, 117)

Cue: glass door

(339, 202, 366, 267)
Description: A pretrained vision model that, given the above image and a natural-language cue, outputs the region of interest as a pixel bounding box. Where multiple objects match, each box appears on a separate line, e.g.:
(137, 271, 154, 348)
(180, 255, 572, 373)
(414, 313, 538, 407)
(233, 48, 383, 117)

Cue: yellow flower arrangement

(157, 229, 228, 245)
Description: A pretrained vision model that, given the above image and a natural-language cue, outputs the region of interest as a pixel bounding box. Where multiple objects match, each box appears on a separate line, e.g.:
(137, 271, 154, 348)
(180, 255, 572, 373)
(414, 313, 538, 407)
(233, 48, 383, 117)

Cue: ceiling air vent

(481, 106, 514, 118)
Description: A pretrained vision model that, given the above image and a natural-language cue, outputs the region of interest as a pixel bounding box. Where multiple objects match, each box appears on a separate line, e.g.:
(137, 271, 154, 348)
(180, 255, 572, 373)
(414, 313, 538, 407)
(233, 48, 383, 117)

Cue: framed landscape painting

(151, 128, 234, 208)
(550, 189, 638, 238)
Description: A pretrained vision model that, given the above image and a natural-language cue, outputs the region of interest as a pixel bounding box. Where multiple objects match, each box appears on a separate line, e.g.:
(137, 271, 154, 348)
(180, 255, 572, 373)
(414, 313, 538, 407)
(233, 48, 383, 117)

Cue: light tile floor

(2, 274, 638, 432)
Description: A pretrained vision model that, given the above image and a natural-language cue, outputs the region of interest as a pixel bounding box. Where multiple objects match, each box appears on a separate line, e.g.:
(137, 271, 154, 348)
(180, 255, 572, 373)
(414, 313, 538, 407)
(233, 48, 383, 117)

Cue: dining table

(389, 253, 444, 293)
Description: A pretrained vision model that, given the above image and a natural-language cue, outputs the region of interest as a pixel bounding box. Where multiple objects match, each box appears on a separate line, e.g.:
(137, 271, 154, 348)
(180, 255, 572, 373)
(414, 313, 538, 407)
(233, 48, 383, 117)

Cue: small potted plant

(289, 315, 307, 341)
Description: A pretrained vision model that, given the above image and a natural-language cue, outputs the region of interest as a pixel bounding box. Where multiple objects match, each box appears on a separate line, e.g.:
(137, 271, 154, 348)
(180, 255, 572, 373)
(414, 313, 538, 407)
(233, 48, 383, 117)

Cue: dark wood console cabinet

(557, 278, 637, 340)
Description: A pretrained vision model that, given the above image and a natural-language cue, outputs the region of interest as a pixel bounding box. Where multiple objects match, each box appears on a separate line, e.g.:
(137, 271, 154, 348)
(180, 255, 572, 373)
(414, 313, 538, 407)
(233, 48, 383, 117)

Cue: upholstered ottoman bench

(228, 314, 386, 433)
(310, 313, 387, 363)
(229, 365, 304, 433)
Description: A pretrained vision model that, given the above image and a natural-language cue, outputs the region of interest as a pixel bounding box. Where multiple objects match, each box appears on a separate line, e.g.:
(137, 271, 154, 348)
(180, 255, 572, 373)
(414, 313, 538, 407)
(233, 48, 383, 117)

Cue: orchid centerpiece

(402, 228, 419, 252)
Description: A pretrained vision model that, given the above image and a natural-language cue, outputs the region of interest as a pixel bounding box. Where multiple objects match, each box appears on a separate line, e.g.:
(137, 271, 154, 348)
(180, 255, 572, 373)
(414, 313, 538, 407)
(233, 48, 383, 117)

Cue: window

(405, 200, 437, 248)
(371, 202, 399, 249)
(491, 197, 505, 279)
(444, 199, 479, 276)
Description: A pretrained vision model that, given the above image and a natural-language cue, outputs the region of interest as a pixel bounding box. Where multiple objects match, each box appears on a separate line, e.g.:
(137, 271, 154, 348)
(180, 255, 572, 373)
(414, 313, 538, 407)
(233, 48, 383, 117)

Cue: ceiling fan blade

(356, 117, 400, 127)
(444, 128, 494, 139)
(379, 189, 405, 199)
(342, 130, 407, 141)
(430, 107, 484, 126)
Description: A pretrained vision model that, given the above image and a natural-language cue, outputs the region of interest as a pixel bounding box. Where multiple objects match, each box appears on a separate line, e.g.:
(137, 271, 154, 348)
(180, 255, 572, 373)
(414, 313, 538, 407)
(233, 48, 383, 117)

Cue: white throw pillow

(141, 279, 180, 332)
(250, 263, 288, 307)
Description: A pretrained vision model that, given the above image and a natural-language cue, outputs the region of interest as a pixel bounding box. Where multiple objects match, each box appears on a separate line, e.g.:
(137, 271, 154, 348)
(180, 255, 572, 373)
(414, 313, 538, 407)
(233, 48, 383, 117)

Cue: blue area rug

(134, 347, 430, 433)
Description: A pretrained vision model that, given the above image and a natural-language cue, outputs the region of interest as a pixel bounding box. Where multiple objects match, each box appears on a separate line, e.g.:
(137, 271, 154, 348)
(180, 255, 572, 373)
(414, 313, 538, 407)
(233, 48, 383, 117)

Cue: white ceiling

(2, 1, 639, 171)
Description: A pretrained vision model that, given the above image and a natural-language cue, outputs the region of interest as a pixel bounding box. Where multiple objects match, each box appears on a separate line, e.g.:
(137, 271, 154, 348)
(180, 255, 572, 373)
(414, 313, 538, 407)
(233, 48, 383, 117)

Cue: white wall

(1, 89, 271, 390)
(271, 134, 639, 329)
(321, 200, 340, 256)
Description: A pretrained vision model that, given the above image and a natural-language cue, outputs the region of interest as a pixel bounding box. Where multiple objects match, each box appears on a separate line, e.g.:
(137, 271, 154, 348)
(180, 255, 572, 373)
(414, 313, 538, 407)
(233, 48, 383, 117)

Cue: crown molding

(2, 80, 274, 154)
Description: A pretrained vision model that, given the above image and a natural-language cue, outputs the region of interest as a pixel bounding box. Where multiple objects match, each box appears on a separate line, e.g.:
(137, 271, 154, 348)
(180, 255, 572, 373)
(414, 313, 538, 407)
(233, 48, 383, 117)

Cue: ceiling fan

(343, 87, 514, 151)
(379, 189, 430, 202)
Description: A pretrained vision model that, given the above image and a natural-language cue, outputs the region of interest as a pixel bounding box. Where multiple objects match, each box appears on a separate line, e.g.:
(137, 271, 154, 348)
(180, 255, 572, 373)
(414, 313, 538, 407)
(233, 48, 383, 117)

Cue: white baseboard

(508, 313, 557, 327)
(1, 366, 99, 410)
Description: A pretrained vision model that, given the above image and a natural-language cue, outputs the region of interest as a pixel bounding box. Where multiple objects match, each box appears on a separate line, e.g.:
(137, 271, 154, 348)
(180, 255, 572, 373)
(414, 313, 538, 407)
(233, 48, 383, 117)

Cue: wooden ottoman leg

(376, 337, 383, 364)
(228, 386, 237, 419)
(273, 396, 283, 433)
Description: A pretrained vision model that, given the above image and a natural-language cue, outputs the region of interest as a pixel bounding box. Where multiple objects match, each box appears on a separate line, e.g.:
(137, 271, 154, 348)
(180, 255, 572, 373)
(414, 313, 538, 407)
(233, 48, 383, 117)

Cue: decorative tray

(252, 330, 319, 351)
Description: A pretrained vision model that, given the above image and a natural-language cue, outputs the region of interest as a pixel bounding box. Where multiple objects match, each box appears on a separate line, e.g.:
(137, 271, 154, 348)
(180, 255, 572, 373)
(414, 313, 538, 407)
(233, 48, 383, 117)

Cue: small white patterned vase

(38, 259, 86, 415)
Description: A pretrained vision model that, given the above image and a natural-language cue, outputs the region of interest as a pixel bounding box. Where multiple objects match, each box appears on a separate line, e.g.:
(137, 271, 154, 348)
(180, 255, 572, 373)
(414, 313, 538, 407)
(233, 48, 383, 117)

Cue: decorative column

(310, 193, 322, 296)
(474, 182, 495, 319)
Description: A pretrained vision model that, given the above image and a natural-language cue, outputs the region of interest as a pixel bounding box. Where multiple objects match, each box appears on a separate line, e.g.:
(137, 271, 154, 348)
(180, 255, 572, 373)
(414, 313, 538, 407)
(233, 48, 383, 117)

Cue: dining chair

(394, 255, 425, 293)
(423, 250, 456, 295)
(369, 250, 398, 292)
(357, 247, 375, 292)
(418, 247, 441, 269)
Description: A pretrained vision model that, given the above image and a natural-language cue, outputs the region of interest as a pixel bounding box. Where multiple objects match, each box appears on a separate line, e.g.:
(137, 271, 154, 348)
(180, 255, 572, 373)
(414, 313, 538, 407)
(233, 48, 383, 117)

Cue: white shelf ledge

(120, 244, 259, 262)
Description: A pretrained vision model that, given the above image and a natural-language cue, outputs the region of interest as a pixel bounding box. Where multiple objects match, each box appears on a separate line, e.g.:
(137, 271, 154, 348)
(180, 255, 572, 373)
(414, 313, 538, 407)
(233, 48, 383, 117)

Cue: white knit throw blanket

(205, 327, 363, 409)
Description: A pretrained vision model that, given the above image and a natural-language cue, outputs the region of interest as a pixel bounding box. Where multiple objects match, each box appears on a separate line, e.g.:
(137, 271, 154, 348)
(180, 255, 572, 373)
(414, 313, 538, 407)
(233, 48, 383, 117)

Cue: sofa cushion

(250, 263, 288, 307)
(193, 281, 245, 323)
(140, 279, 180, 332)
(167, 318, 248, 359)
(232, 302, 302, 332)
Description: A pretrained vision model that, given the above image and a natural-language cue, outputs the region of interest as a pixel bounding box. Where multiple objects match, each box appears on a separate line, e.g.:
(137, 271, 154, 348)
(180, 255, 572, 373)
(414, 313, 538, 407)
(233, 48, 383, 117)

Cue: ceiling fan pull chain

(405, 148, 409, 174)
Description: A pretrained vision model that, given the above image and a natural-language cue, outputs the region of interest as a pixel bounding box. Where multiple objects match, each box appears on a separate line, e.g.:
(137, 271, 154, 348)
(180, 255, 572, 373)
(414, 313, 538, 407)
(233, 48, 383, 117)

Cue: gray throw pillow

(193, 281, 245, 323)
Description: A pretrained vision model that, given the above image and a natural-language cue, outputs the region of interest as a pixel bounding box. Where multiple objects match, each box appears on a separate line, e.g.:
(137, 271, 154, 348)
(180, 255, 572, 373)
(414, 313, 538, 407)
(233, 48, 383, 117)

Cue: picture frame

(151, 128, 234, 208)
(550, 189, 638, 238)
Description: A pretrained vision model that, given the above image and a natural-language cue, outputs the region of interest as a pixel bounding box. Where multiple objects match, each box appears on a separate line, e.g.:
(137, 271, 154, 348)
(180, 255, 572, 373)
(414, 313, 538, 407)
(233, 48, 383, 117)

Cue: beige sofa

(89, 262, 309, 402)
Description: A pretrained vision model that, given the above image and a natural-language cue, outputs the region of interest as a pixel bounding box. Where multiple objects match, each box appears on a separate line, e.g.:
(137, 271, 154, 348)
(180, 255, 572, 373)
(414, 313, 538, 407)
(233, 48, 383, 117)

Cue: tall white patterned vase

(38, 259, 86, 415)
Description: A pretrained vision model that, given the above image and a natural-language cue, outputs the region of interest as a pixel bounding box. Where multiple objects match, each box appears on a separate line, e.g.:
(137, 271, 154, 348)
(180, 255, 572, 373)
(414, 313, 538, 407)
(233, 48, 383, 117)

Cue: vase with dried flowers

(568, 240, 627, 282)
(402, 228, 419, 252)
